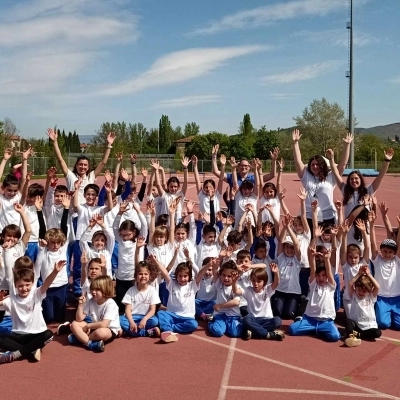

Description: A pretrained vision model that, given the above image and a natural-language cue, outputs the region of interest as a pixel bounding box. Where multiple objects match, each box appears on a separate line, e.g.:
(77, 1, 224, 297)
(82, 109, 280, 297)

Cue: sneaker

(245, 330, 252, 340)
(31, 349, 41, 362)
(345, 334, 361, 348)
(267, 330, 285, 341)
(161, 331, 179, 343)
(0, 351, 14, 364)
(147, 327, 161, 338)
(68, 334, 81, 346)
(294, 316, 302, 323)
(57, 322, 71, 336)
(87, 340, 105, 352)
(206, 314, 214, 322)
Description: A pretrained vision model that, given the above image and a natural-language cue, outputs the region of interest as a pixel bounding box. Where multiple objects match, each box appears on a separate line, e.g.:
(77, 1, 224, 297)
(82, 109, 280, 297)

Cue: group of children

(0, 130, 399, 365)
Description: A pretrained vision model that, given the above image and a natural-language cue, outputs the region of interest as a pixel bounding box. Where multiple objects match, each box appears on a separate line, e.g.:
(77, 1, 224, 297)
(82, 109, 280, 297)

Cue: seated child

(195, 257, 217, 321)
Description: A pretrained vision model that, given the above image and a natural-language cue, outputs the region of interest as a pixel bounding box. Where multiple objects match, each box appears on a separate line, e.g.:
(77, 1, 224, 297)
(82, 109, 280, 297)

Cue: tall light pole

(347, 0, 354, 169)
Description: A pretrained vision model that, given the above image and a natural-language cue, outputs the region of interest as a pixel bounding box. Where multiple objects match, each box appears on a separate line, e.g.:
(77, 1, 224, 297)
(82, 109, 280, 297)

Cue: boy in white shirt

(195, 257, 217, 321)
(288, 248, 341, 342)
(344, 266, 381, 347)
(0, 260, 66, 364)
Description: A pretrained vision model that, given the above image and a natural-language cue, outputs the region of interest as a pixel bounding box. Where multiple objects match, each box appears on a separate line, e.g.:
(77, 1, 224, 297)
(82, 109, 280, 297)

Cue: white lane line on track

(217, 338, 236, 400)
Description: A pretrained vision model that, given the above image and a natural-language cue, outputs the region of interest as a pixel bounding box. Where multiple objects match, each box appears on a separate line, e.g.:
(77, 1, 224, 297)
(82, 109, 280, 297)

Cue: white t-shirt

(259, 196, 281, 223)
(276, 253, 301, 294)
(342, 184, 374, 219)
(242, 284, 274, 318)
(316, 238, 340, 275)
(342, 261, 365, 301)
(305, 279, 336, 320)
(83, 298, 121, 335)
(196, 241, 220, 270)
(0, 192, 22, 230)
(297, 231, 311, 269)
(147, 194, 163, 219)
(234, 192, 258, 226)
(166, 279, 199, 318)
(66, 170, 96, 205)
(214, 278, 241, 317)
(0, 287, 47, 334)
(171, 240, 198, 275)
(252, 256, 273, 285)
(147, 243, 174, 269)
(196, 276, 216, 302)
(198, 190, 222, 215)
(81, 278, 92, 299)
(160, 191, 184, 221)
(372, 255, 400, 297)
(348, 292, 378, 330)
(23, 205, 41, 242)
(2, 242, 28, 290)
(75, 204, 106, 240)
(301, 170, 336, 219)
(122, 285, 160, 315)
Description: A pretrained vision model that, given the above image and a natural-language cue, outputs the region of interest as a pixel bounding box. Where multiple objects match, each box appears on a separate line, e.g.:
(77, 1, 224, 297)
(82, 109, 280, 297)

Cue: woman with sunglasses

(47, 128, 116, 204)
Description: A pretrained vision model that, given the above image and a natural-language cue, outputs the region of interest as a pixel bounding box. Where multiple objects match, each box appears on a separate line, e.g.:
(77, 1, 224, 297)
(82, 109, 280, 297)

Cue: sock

(13, 351, 22, 360)
(200, 312, 206, 320)
(86, 340, 92, 347)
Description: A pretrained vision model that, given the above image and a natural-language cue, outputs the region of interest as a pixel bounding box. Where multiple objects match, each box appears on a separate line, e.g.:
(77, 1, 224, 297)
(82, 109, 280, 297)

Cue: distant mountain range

(356, 123, 400, 139)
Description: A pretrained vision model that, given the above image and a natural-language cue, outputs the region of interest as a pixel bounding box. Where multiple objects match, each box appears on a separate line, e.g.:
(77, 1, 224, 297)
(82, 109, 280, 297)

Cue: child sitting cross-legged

(344, 265, 381, 347)
(288, 245, 341, 342)
(232, 263, 285, 341)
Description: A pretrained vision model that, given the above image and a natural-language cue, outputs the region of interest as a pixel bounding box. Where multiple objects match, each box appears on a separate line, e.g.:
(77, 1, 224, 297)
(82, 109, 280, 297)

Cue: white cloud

(152, 95, 222, 109)
(191, 0, 349, 35)
(294, 29, 378, 47)
(265, 93, 300, 100)
(389, 75, 400, 84)
(100, 45, 268, 96)
(262, 60, 344, 84)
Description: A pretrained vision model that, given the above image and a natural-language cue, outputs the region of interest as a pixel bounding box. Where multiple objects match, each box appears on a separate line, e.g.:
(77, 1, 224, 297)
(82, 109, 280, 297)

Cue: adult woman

(292, 129, 352, 230)
(327, 147, 394, 218)
(47, 128, 116, 204)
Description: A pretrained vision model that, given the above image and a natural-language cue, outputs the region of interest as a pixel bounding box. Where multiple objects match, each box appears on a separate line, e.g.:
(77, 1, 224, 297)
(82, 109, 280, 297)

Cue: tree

(293, 98, 348, 154)
(228, 135, 254, 160)
(159, 115, 173, 152)
(355, 134, 385, 162)
(240, 113, 254, 137)
(4, 117, 18, 136)
(184, 122, 200, 137)
(254, 126, 278, 159)
(185, 131, 229, 159)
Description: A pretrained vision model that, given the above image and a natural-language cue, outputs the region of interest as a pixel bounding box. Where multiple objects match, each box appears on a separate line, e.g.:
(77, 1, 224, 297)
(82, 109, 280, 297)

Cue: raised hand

(277, 158, 284, 170)
(270, 263, 278, 274)
(368, 210, 376, 223)
(181, 156, 191, 168)
(26, 170, 34, 181)
(13, 203, 24, 214)
(292, 129, 301, 143)
(326, 149, 334, 160)
(95, 214, 105, 226)
(168, 199, 177, 215)
(311, 200, 318, 212)
(54, 260, 67, 273)
(226, 215, 235, 226)
(343, 133, 354, 144)
(74, 177, 82, 191)
(341, 220, 350, 234)
(22, 145, 34, 160)
(136, 237, 146, 248)
(120, 168, 129, 181)
(107, 132, 116, 145)
(355, 219, 366, 231)
(141, 168, 148, 178)
(384, 148, 394, 161)
(104, 170, 112, 183)
(38, 238, 47, 248)
(46, 128, 58, 141)
(378, 201, 388, 216)
(47, 166, 57, 179)
(3, 148, 13, 160)
(330, 224, 339, 236)
(186, 199, 195, 213)
(50, 176, 58, 188)
(88, 215, 97, 228)
(212, 144, 219, 156)
(334, 200, 342, 210)
(116, 152, 123, 162)
(297, 187, 307, 201)
(150, 159, 160, 170)
(119, 201, 129, 214)
(183, 246, 190, 260)
(314, 225, 323, 238)
(270, 147, 280, 160)
(146, 199, 155, 215)
(34, 195, 43, 211)
(229, 157, 238, 169)
(81, 250, 89, 265)
(78, 295, 86, 305)
(278, 188, 287, 201)
(220, 154, 226, 166)
(130, 154, 137, 164)
(191, 155, 198, 165)
(231, 271, 240, 283)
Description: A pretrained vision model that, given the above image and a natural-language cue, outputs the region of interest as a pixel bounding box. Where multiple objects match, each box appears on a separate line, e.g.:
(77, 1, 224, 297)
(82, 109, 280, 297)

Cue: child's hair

(237, 249, 251, 261)
(14, 256, 34, 271)
(354, 275, 374, 292)
(254, 239, 267, 252)
(242, 225, 256, 238)
(351, 206, 370, 242)
(219, 260, 238, 275)
(203, 225, 216, 236)
(55, 184, 69, 195)
(148, 264, 159, 280)
(203, 179, 216, 189)
(134, 261, 151, 280)
(240, 179, 254, 193)
(250, 268, 268, 285)
(175, 222, 190, 234)
(166, 176, 180, 190)
(315, 264, 326, 275)
(0, 224, 21, 243)
(262, 182, 277, 197)
(44, 228, 66, 245)
(27, 183, 44, 198)
(321, 223, 332, 234)
(89, 276, 114, 298)
(156, 214, 169, 226)
(13, 268, 34, 283)
(84, 183, 100, 196)
(261, 221, 275, 237)
(72, 155, 91, 176)
(316, 245, 325, 253)
(227, 230, 242, 245)
(92, 230, 107, 245)
(175, 261, 193, 281)
(2, 174, 19, 187)
(343, 171, 368, 206)
(152, 226, 169, 244)
(307, 155, 329, 182)
(119, 220, 139, 241)
(202, 257, 214, 266)
(347, 243, 361, 256)
(293, 215, 304, 227)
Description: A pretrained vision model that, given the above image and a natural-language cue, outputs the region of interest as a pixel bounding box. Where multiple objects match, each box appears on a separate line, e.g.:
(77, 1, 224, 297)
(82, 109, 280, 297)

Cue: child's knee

(208, 322, 224, 337)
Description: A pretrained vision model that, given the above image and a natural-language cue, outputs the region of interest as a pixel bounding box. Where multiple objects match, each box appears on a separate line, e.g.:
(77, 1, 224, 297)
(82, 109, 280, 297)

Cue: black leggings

(345, 319, 381, 340)
(115, 279, 134, 311)
(272, 291, 300, 320)
(0, 329, 53, 358)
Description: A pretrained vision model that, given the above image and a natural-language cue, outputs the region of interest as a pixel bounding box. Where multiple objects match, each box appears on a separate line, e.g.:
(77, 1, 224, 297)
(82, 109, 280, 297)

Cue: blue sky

(0, 0, 399, 139)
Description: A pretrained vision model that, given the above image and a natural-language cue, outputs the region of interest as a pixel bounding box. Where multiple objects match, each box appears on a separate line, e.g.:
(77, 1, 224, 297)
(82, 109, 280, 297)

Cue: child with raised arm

(369, 214, 400, 330)
(207, 260, 242, 338)
(69, 276, 120, 352)
(272, 215, 302, 320)
(232, 264, 284, 340)
(195, 257, 218, 321)
(289, 247, 341, 342)
(154, 257, 210, 343)
(344, 266, 381, 347)
(119, 261, 161, 338)
(0, 260, 66, 364)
